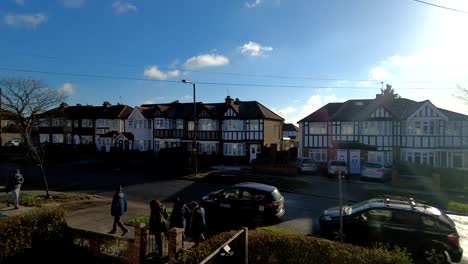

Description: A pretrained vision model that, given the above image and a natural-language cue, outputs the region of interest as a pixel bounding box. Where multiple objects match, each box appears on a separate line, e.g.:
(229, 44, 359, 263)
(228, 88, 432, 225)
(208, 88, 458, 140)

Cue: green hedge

(177, 231, 413, 264)
(0, 207, 69, 258)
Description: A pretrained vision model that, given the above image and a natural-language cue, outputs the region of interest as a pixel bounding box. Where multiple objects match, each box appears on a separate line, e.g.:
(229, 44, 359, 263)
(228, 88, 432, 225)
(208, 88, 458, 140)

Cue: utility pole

(338, 167, 344, 242)
(0, 87, 3, 147)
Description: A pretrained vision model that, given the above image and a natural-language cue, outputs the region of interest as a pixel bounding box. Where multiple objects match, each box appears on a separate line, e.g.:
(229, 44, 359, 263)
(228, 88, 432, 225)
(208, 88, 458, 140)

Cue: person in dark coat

(7, 169, 24, 209)
(109, 186, 128, 235)
(169, 197, 191, 237)
(189, 201, 206, 245)
(149, 200, 169, 257)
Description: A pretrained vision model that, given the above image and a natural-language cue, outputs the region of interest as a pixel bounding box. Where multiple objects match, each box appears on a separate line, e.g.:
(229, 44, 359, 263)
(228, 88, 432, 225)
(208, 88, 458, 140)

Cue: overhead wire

(0, 66, 460, 90)
(411, 0, 468, 14)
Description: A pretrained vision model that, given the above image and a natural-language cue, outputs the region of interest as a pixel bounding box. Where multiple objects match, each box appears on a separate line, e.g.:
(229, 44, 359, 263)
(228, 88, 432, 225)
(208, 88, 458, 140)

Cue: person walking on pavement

(169, 197, 191, 238)
(109, 186, 128, 235)
(189, 201, 206, 245)
(149, 200, 169, 257)
(7, 169, 24, 209)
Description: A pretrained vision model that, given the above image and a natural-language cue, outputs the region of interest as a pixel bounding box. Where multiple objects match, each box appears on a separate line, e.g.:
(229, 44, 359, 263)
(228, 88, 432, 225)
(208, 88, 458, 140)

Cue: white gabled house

(124, 106, 154, 151)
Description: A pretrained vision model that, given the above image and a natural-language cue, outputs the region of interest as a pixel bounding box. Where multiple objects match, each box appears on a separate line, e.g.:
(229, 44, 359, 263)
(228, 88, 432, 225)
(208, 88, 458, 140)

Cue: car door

(217, 188, 241, 220)
(381, 210, 419, 252)
(356, 208, 392, 245)
(238, 188, 267, 219)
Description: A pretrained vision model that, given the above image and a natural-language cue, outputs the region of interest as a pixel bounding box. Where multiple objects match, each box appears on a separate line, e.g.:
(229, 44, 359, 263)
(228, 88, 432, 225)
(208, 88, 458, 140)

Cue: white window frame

(308, 149, 327, 162)
(309, 122, 326, 134)
(223, 143, 246, 156)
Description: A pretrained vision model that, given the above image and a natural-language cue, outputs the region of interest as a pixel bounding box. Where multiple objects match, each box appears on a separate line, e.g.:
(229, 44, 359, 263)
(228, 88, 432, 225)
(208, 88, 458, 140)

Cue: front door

(337, 149, 347, 162)
(350, 150, 360, 174)
(250, 144, 259, 163)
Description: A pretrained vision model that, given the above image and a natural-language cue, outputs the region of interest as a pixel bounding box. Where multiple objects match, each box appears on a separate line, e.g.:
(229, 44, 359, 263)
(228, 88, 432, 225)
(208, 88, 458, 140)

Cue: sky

(1, 0, 468, 124)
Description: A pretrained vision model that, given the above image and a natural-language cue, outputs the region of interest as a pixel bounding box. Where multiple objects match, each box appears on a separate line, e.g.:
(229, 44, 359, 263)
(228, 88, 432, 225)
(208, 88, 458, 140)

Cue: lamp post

(182, 79, 197, 176)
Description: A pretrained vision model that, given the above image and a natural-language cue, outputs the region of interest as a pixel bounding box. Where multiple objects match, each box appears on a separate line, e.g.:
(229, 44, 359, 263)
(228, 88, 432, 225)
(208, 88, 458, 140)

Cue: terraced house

(141, 96, 284, 163)
(298, 93, 468, 172)
(34, 102, 133, 149)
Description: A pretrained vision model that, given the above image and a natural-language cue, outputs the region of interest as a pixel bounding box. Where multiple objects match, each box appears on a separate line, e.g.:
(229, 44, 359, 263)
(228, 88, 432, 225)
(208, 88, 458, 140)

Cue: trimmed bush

(0, 207, 69, 258)
(177, 231, 413, 264)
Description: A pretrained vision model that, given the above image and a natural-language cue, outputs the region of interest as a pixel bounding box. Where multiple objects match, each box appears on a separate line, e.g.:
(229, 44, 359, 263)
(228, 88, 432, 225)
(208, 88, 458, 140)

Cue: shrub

(177, 231, 413, 264)
(0, 207, 69, 258)
(448, 201, 468, 214)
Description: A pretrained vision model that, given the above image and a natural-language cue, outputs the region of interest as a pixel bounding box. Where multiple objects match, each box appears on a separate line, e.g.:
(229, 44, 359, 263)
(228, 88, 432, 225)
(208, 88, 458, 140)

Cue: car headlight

(202, 195, 209, 201)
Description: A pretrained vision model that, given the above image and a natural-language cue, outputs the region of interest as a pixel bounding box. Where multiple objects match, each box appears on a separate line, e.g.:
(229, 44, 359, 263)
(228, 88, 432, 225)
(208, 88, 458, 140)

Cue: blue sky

(1, 0, 468, 123)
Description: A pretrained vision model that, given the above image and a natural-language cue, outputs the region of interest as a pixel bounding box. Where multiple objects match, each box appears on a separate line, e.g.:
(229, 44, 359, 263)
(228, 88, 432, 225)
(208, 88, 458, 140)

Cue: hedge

(0, 206, 69, 258)
(177, 231, 413, 264)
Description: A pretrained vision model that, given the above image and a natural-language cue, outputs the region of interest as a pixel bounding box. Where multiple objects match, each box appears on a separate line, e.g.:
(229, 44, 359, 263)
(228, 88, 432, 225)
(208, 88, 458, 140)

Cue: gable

(127, 108, 146, 120)
(224, 107, 237, 117)
(369, 106, 393, 119)
(407, 101, 448, 121)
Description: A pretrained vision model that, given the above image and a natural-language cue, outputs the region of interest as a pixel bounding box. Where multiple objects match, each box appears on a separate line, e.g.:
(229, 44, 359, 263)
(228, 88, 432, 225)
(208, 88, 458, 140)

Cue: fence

(200, 228, 248, 264)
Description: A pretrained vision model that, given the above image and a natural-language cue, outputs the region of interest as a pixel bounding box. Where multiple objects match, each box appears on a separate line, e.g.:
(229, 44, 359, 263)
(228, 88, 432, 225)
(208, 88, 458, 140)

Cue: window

(415, 152, 421, 164)
(241, 189, 265, 200)
(199, 119, 218, 131)
(155, 118, 172, 129)
(415, 121, 421, 135)
(199, 142, 217, 154)
(154, 140, 160, 151)
(188, 121, 195, 131)
(97, 119, 108, 127)
(129, 120, 134, 128)
(362, 121, 380, 135)
(446, 122, 460, 136)
(423, 121, 429, 134)
(65, 120, 72, 128)
(309, 149, 327, 162)
(309, 122, 326, 134)
(223, 119, 244, 131)
(82, 119, 93, 128)
(429, 121, 435, 135)
(176, 119, 184, 129)
(38, 119, 48, 127)
(223, 143, 246, 156)
(52, 119, 61, 127)
(52, 134, 64, 143)
(390, 211, 419, 226)
(73, 120, 79, 127)
(222, 188, 240, 200)
(81, 136, 93, 144)
(341, 122, 354, 135)
(66, 134, 72, 144)
(247, 120, 260, 131)
(364, 209, 392, 224)
(39, 134, 49, 143)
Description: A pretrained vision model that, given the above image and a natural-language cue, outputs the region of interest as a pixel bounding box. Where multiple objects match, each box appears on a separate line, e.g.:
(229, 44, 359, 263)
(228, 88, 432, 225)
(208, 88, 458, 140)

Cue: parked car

(319, 196, 463, 264)
(360, 162, 392, 181)
(5, 139, 20, 147)
(201, 182, 285, 226)
(327, 160, 349, 179)
(0, 211, 7, 219)
(295, 158, 318, 173)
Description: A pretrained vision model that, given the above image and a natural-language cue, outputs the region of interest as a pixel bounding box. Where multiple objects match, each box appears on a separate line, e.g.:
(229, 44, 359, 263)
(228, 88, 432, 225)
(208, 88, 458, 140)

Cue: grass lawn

(0, 192, 95, 207)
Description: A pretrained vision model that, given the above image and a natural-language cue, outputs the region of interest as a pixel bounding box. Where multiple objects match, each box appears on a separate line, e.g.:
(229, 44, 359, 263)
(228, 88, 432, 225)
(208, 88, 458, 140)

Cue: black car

(201, 182, 285, 226)
(319, 196, 463, 264)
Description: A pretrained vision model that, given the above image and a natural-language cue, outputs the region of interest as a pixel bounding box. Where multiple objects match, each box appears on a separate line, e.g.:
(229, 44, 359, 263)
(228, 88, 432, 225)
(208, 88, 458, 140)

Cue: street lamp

(182, 79, 197, 176)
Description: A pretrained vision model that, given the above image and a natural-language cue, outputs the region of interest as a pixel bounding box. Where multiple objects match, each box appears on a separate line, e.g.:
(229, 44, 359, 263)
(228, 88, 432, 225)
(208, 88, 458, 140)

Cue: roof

(299, 95, 468, 122)
(38, 103, 133, 119)
(233, 182, 277, 192)
(283, 123, 298, 132)
(136, 107, 156, 119)
(298, 103, 343, 123)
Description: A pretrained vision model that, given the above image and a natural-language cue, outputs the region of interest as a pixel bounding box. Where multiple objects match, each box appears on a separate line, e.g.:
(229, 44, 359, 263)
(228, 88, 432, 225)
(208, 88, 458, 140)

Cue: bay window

(223, 143, 246, 156)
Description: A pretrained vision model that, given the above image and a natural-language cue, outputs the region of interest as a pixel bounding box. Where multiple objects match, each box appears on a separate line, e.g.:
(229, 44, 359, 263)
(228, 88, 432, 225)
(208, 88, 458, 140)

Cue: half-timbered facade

(298, 94, 468, 170)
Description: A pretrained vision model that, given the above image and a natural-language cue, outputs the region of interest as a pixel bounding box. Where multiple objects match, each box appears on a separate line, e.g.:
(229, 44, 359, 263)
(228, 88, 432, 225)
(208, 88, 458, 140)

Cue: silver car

(296, 158, 318, 173)
(360, 162, 392, 181)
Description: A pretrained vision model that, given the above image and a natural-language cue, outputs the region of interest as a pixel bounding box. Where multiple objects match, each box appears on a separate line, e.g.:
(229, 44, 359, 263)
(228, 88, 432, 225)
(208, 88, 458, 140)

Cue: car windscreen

(302, 159, 315, 164)
(331, 161, 346, 166)
(363, 163, 382, 168)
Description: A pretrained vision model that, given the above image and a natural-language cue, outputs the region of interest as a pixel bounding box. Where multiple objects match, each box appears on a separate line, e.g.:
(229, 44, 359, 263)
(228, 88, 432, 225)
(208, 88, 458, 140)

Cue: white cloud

(182, 94, 192, 102)
(4, 13, 47, 29)
(239, 41, 273, 57)
(112, 1, 137, 15)
(277, 94, 346, 124)
(184, 54, 229, 69)
(142, 99, 155, 104)
(367, 48, 468, 115)
(245, 0, 264, 8)
(58, 83, 76, 96)
(62, 0, 85, 8)
(144, 66, 179, 80)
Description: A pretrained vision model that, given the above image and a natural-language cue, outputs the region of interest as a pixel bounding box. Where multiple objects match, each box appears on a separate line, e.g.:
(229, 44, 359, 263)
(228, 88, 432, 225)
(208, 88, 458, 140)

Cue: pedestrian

(7, 169, 24, 209)
(189, 201, 206, 245)
(149, 199, 169, 257)
(169, 197, 191, 238)
(109, 186, 128, 235)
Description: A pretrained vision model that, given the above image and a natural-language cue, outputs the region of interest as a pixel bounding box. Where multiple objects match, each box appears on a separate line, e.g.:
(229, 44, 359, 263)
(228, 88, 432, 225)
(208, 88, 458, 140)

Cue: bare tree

(0, 78, 67, 197)
(456, 85, 468, 105)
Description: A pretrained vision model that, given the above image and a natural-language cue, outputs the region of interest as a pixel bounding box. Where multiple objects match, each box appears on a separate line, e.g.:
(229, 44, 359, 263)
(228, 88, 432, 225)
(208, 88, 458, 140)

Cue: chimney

(234, 98, 240, 105)
(225, 96, 234, 106)
(59, 102, 69, 108)
(76, 103, 82, 107)
(103, 101, 112, 108)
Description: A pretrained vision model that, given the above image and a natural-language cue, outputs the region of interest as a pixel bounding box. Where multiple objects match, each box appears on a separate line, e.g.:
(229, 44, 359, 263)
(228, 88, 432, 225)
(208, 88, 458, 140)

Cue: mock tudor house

(0, 109, 21, 146)
(282, 123, 299, 150)
(298, 94, 468, 172)
(34, 102, 133, 149)
(138, 96, 284, 163)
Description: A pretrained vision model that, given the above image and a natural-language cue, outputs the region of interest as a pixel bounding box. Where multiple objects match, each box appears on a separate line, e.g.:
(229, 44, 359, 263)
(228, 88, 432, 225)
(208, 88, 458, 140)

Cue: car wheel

(252, 213, 265, 227)
(421, 245, 448, 264)
(331, 230, 346, 242)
